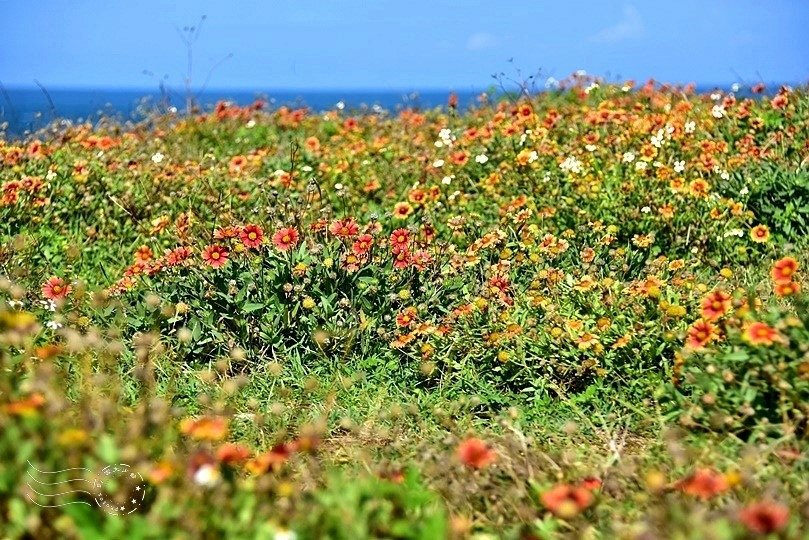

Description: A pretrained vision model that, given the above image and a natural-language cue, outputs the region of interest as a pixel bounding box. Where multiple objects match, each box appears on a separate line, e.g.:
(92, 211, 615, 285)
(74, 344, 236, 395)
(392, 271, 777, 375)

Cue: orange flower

(540, 484, 594, 517)
(389, 228, 411, 250)
(456, 437, 496, 469)
(738, 501, 789, 534)
(180, 416, 229, 441)
(228, 155, 248, 173)
(393, 202, 413, 219)
(41, 276, 72, 300)
(245, 443, 294, 474)
(201, 244, 229, 268)
(675, 468, 729, 500)
(774, 281, 800, 297)
(216, 443, 251, 464)
(771, 257, 798, 283)
(3, 393, 46, 416)
(743, 321, 780, 346)
(749, 224, 770, 243)
(329, 218, 359, 238)
(240, 224, 264, 249)
(352, 233, 374, 255)
(272, 227, 299, 252)
(700, 290, 732, 321)
(686, 320, 717, 350)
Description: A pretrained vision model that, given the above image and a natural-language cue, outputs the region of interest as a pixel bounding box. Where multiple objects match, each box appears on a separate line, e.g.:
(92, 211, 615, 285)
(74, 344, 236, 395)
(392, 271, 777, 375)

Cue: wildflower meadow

(1, 76, 808, 538)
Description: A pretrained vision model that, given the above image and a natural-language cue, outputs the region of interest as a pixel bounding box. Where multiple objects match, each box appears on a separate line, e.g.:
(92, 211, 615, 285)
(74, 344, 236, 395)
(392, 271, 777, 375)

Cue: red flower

(165, 246, 192, 266)
(774, 281, 800, 297)
(675, 468, 729, 500)
(686, 320, 716, 350)
(392, 247, 411, 269)
(272, 227, 299, 252)
(41, 276, 72, 300)
(540, 484, 594, 517)
(240, 224, 264, 249)
(579, 476, 602, 491)
(738, 501, 789, 534)
(202, 245, 229, 268)
(216, 443, 251, 464)
(771, 257, 798, 283)
(329, 218, 359, 238)
(700, 290, 732, 321)
(743, 321, 780, 346)
(389, 228, 410, 250)
(352, 233, 374, 255)
(456, 437, 496, 469)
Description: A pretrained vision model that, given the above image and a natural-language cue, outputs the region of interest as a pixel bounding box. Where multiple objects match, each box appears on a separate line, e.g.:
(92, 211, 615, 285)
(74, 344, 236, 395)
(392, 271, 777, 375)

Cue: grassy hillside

(1, 78, 808, 538)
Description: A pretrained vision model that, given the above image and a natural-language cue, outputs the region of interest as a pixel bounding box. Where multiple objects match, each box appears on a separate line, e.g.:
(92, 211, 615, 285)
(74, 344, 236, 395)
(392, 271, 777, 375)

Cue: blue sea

(0, 88, 486, 138)
(0, 84, 772, 139)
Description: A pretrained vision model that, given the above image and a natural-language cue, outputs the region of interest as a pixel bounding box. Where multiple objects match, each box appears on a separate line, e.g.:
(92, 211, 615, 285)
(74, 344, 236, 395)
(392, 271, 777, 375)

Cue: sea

(0, 88, 485, 138)
(0, 84, 780, 139)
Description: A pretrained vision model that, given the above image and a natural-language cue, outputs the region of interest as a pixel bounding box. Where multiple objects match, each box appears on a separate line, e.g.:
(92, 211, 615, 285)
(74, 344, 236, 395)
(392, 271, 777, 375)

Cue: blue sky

(1, 1, 807, 90)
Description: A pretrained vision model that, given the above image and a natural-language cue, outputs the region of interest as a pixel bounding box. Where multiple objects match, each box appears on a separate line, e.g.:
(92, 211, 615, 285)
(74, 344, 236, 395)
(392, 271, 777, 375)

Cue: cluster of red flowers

(1, 176, 47, 206)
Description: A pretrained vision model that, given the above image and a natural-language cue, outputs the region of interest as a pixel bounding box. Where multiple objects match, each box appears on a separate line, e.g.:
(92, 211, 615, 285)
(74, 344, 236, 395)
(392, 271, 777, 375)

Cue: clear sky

(1, 0, 807, 90)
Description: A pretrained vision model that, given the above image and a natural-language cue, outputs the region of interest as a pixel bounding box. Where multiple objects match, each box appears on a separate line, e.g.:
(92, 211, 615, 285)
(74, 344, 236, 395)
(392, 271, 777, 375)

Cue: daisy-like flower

(700, 290, 732, 321)
(389, 228, 410, 250)
(202, 245, 229, 268)
(329, 218, 359, 238)
(540, 484, 594, 518)
(393, 202, 413, 219)
(456, 437, 496, 469)
(272, 227, 299, 252)
(240, 224, 264, 249)
(743, 321, 780, 346)
(750, 224, 770, 243)
(352, 233, 374, 255)
(41, 276, 72, 300)
(675, 468, 729, 500)
(686, 320, 716, 350)
(774, 281, 800, 297)
(771, 256, 798, 283)
(738, 501, 789, 534)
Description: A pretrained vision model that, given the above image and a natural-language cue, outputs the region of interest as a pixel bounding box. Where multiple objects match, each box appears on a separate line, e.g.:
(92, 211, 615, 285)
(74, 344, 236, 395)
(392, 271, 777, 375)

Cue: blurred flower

(738, 501, 789, 534)
(540, 483, 594, 518)
(675, 468, 729, 500)
(456, 437, 496, 469)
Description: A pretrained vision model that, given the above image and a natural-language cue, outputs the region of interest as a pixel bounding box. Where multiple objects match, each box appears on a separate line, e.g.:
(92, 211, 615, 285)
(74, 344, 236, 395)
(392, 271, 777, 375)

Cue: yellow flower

(58, 428, 88, 447)
(302, 296, 316, 310)
(397, 289, 411, 300)
(497, 350, 510, 362)
(323, 257, 334, 268)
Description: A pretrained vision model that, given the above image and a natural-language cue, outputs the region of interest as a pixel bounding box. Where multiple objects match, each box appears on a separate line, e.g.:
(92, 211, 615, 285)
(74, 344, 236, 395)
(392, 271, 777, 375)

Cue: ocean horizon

(0, 83, 787, 138)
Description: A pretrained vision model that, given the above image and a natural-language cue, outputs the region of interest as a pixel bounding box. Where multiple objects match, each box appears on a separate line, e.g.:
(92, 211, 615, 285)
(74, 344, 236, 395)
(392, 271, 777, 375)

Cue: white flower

(585, 144, 597, 152)
(724, 228, 744, 238)
(335, 101, 345, 110)
(559, 156, 582, 173)
(46, 170, 57, 181)
(46, 320, 62, 330)
(584, 82, 599, 94)
(193, 464, 220, 487)
(475, 154, 488, 164)
(711, 92, 722, 101)
(621, 84, 632, 92)
(151, 152, 164, 164)
(434, 141, 444, 148)
(432, 159, 444, 168)
(740, 186, 749, 196)
(334, 183, 344, 191)
(274, 530, 297, 540)
(545, 77, 559, 89)
(684, 121, 696, 134)
(246, 119, 256, 128)
(731, 83, 740, 93)
(527, 151, 539, 164)
(720, 170, 730, 180)
(674, 160, 685, 173)
(635, 161, 647, 171)
(519, 132, 528, 146)
(641, 206, 651, 213)
(622, 152, 635, 163)
(301, 165, 313, 172)
(7, 300, 24, 309)
(40, 299, 56, 312)
(442, 175, 454, 185)
(711, 105, 725, 119)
